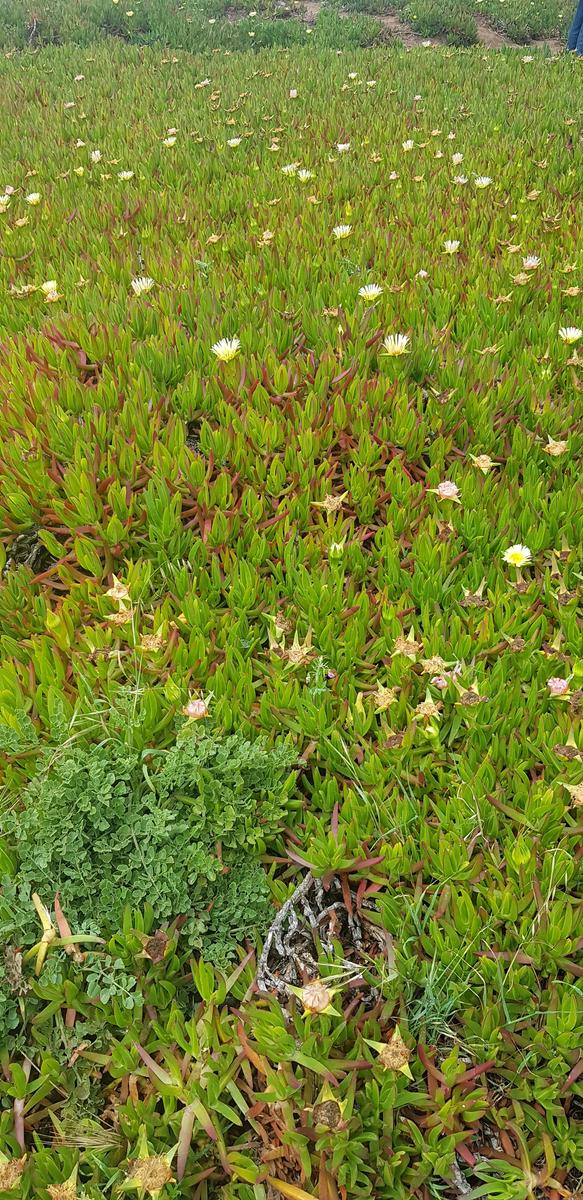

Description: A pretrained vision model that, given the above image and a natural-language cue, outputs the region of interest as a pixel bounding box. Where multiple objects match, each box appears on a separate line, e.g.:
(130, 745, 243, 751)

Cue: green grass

(0, 38, 581, 1200)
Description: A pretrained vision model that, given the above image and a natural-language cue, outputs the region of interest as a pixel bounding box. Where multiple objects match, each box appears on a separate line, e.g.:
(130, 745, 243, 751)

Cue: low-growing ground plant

(0, 32, 580, 1200)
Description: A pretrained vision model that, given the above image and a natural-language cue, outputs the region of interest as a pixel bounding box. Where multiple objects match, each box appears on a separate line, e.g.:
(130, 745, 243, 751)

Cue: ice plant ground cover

(0, 39, 582, 1200)
(0, 0, 571, 50)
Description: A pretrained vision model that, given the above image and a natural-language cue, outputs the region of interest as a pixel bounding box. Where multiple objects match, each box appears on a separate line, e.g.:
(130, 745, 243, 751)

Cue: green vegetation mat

(0, 40, 581, 1200)
(0, 0, 571, 50)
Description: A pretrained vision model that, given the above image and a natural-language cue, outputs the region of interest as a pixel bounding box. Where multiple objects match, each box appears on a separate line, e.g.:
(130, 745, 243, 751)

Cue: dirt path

(290, 0, 563, 51)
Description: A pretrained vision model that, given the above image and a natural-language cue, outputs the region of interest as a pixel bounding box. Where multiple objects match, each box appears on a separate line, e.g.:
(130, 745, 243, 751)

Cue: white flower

(522, 53, 533, 61)
(402, 139, 415, 151)
(474, 176, 493, 188)
(76, 139, 86, 148)
(332, 224, 352, 239)
(358, 283, 383, 302)
(289, 88, 298, 98)
(281, 162, 299, 175)
(118, 170, 134, 181)
(522, 255, 540, 270)
(74, 73, 85, 81)
(227, 137, 242, 147)
(212, 336, 241, 362)
(443, 239, 460, 254)
(348, 71, 358, 79)
(502, 544, 532, 567)
(167, 128, 178, 135)
(90, 149, 102, 163)
(432, 480, 460, 501)
(337, 142, 350, 153)
(40, 280, 58, 295)
(367, 79, 376, 86)
(0, 196, 9, 212)
(131, 275, 155, 296)
(3, 186, 14, 195)
(452, 152, 464, 165)
(162, 136, 176, 147)
(453, 175, 469, 184)
(74, 166, 84, 176)
(329, 540, 345, 558)
(44, 290, 61, 303)
(26, 192, 41, 205)
(297, 169, 313, 182)
(558, 326, 582, 344)
(547, 677, 569, 696)
(416, 269, 429, 279)
(381, 334, 410, 357)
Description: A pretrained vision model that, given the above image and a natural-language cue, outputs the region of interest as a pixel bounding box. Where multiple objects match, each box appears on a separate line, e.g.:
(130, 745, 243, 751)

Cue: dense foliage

(0, 0, 570, 51)
(1, 722, 296, 962)
(0, 35, 580, 1200)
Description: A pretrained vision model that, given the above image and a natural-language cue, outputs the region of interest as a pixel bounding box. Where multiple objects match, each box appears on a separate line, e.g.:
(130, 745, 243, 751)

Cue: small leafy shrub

(1, 727, 296, 964)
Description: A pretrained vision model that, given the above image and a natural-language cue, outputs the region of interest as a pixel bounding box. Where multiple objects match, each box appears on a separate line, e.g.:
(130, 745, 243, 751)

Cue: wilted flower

(358, 283, 383, 302)
(432, 480, 460, 502)
(0, 1157, 27, 1191)
(332, 224, 352, 239)
(443, 239, 460, 254)
(470, 453, 495, 473)
(558, 326, 582, 344)
(123, 1128, 176, 1197)
(563, 782, 583, 807)
(105, 575, 130, 602)
(366, 1026, 413, 1077)
(227, 137, 242, 147)
(140, 632, 165, 652)
(373, 683, 398, 710)
(453, 175, 469, 184)
(547, 677, 569, 696)
(431, 675, 449, 690)
(474, 175, 493, 188)
(295, 979, 337, 1014)
(47, 1167, 78, 1200)
(415, 696, 442, 720)
(118, 170, 134, 180)
(90, 149, 102, 163)
(26, 192, 41, 205)
(392, 629, 422, 659)
(543, 436, 568, 457)
(131, 276, 154, 296)
(503, 544, 532, 567)
(381, 333, 410, 357)
(312, 492, 347, 514)
(211, 336, 241, 362)
(74, 166, 84, 176)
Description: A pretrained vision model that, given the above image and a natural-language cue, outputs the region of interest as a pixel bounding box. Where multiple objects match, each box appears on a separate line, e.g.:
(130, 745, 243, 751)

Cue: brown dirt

(474, 16, 519, 46)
